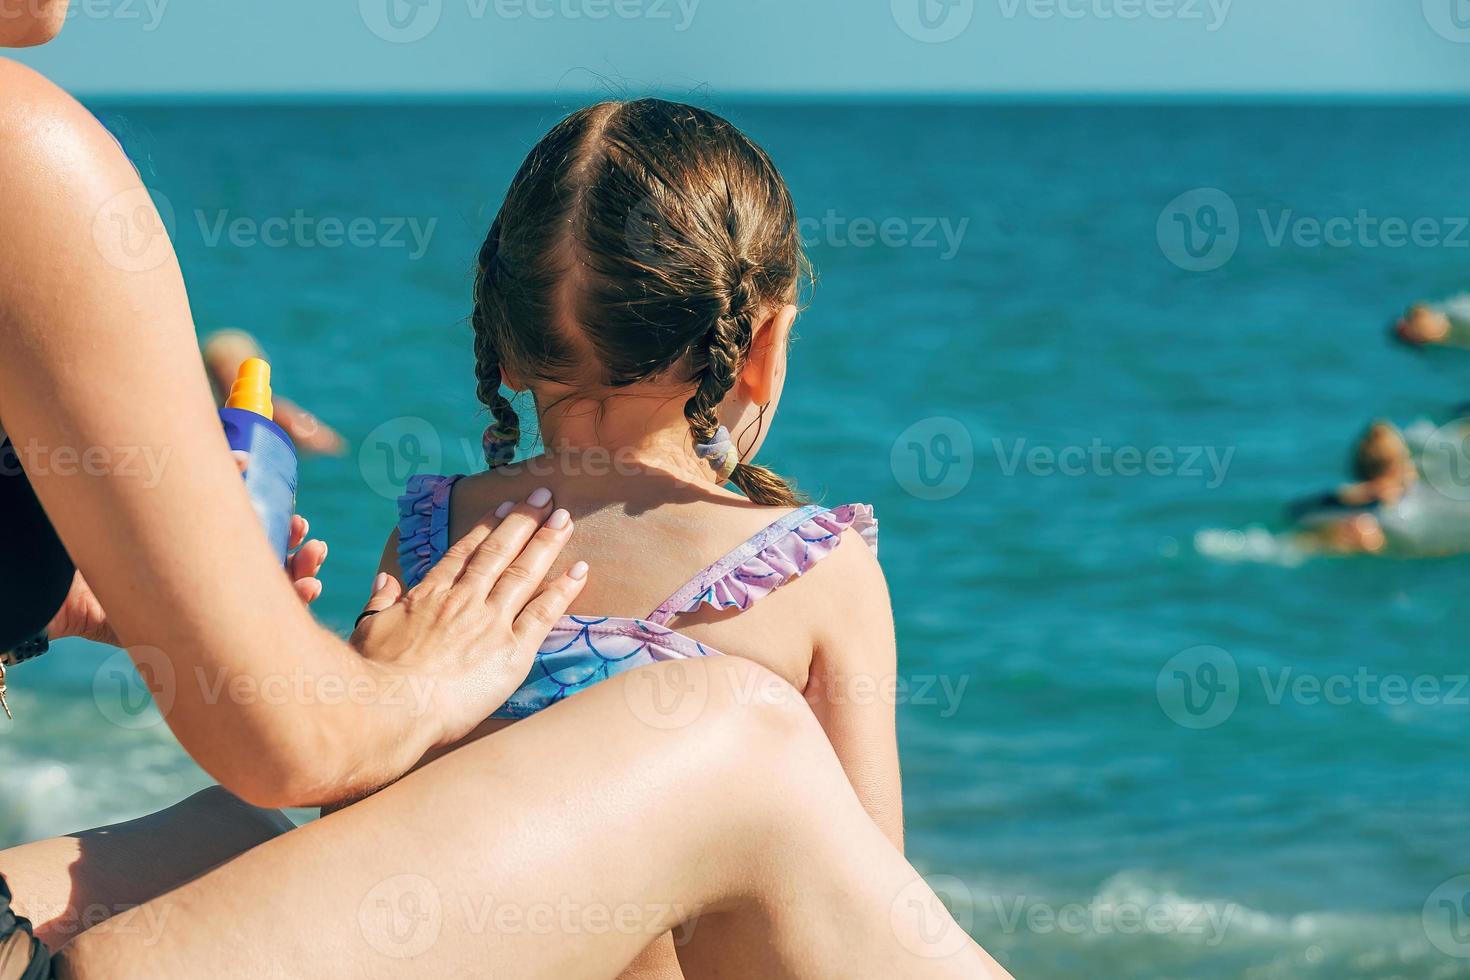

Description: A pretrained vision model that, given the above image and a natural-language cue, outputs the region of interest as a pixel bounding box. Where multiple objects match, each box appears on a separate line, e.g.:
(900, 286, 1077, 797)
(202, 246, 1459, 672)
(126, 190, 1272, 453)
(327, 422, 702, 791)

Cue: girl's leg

(57, 658, 1006, 979)
(0, 787, 292, 949)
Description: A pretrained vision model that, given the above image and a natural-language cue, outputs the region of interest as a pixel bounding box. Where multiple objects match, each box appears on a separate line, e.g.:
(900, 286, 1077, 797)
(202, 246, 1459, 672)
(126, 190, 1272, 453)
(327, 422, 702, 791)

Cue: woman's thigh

(0, 786, 292, 949)
(55, 657, 998, 980)
(54, 657, 820, 979)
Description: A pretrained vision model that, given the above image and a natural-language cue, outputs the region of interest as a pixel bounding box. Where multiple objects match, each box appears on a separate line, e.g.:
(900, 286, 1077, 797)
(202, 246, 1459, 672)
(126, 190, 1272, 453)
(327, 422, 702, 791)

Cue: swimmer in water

(1392, 296, 1470, 349)
(1289, 421, 1470, 556)
(1284, 422, 1415, 556)
(1203, 422, 1470, 563)
(202, 329, 347, 455)
(1335, 421, 1417, 508)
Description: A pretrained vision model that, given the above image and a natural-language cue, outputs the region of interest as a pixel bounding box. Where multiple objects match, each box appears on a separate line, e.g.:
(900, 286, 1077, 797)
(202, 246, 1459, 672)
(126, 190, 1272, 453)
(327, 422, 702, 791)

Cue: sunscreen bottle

(219, 358, 298, 564)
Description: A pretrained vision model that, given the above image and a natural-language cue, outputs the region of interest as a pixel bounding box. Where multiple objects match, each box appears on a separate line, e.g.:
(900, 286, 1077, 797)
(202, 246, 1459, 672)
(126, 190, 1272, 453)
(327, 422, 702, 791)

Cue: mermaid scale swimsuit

(397, 474, 877, 719)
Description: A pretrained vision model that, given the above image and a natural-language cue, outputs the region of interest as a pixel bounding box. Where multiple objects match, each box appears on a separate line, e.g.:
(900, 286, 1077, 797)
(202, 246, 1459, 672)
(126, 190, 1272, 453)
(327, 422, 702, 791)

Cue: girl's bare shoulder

(446, 467, 802, 548)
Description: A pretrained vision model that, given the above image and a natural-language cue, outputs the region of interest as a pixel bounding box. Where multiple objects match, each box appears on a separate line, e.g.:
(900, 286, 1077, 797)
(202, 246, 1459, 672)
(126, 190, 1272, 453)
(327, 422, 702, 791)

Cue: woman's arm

(807, 531, 905, 849)
(0, 58, 581, 808)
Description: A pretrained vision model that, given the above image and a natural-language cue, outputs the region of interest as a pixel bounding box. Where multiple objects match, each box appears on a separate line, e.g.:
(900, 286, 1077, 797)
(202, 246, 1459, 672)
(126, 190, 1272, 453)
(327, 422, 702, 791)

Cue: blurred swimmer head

(0, 0, 69, 46)
(1393, 304, 1451, 347)
(1351, 421, 1415, 487)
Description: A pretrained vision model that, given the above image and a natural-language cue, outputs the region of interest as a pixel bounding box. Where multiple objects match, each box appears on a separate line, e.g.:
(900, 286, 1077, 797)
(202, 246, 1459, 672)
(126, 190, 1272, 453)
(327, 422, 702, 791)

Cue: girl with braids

(377, 99, 903, 978)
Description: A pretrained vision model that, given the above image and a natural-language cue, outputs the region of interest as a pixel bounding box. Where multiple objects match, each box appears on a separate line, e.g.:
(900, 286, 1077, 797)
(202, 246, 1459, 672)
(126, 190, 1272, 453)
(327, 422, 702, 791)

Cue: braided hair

(471, 220, 521, 467)
(469, 99, 809, 506)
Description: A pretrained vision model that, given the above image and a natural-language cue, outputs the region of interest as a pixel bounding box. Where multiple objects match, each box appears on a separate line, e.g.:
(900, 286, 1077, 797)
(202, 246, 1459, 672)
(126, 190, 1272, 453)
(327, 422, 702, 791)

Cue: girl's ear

(500, 365, 525, 392)
(739, 304, 797, 403)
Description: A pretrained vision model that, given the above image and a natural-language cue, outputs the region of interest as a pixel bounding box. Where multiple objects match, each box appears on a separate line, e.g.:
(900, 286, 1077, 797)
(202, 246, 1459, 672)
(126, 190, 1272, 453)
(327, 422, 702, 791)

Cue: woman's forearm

(0, 58, 440, 806)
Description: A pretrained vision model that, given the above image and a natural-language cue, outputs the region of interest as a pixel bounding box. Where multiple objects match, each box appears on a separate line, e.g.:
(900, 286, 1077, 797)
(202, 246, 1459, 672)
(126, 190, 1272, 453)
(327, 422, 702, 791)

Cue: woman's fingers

(412, 491, 548, 595)
(350, 572, 403, 647)
(358, 572, 403, 619)
(293, 577, 323, 605)
(458, 491, 557, 596)
(485, 507, 574, 615)
(288, 515, 309, 552)
(512, 563, 589, 646)
(288, 538, 327, 583)
(420, 488, 553, 596)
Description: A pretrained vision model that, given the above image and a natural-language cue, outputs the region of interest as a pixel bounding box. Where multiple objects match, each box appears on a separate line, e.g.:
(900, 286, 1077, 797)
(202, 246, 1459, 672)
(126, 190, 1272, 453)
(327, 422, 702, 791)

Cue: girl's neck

(532, 389, 713, 484)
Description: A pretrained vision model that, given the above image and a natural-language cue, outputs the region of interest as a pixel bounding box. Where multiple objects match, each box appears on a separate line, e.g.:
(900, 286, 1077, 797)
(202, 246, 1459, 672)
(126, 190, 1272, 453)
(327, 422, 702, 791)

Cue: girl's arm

(806, 531, 905, 849)
(0, 58, 582, 808)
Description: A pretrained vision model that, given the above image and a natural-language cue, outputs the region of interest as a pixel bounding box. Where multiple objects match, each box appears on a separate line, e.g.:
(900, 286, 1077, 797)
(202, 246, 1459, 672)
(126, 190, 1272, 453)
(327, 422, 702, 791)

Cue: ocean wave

(948, 870, 1467, 979)
(0, 696, 210, 846)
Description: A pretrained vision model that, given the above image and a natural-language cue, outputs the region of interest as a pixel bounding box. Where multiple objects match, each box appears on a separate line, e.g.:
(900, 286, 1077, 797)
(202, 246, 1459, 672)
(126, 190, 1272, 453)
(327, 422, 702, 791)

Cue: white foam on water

(0, 696, 210, 846)
(935, 868, 1456, 979)
(1195, 525, 1309, 567)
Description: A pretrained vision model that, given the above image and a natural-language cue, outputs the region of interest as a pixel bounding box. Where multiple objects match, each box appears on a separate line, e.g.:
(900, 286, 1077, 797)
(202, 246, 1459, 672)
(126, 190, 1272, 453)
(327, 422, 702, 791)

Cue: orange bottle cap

(225, 357, 275, 420)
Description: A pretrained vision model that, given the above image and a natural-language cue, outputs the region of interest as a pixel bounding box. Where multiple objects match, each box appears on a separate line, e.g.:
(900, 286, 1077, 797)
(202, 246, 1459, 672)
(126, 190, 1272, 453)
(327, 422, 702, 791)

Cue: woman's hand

(285, 515, 328, 604)
(348, 490, 586, 748)
(48, 514, 328, 645)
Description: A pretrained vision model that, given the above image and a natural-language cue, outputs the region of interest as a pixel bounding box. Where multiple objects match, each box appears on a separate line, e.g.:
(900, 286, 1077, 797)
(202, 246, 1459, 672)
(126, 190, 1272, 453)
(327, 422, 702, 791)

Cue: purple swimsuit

(397, 474, 877, 719)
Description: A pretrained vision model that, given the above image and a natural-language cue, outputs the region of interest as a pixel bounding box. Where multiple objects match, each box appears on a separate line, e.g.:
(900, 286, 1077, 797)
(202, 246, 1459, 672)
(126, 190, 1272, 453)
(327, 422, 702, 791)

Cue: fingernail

(373, 572, 389, 592)
(546, 508, 571, 530)
(495, 501, 515, 519)
(527, 487, 552, 508)
(568, 561, 589, 581)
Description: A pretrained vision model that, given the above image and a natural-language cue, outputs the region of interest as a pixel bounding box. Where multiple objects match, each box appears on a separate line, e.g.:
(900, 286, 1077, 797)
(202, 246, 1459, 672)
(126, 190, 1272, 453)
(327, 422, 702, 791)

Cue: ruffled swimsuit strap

(396, 473, 466, 588)
(645, 503, 878, 626)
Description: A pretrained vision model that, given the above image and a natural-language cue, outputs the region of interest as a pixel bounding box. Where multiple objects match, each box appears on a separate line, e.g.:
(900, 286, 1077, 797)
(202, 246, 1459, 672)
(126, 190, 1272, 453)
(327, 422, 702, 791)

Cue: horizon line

(74, 89, 1470, 107)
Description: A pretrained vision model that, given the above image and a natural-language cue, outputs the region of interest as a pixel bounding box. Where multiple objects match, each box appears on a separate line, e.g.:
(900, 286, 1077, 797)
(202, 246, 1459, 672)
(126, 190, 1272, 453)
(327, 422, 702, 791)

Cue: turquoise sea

(6, 100, 1470, 979)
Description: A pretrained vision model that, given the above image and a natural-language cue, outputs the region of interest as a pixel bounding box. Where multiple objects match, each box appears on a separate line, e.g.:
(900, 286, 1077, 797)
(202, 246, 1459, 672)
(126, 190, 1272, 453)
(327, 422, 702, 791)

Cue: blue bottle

(218, 358, 298, 564)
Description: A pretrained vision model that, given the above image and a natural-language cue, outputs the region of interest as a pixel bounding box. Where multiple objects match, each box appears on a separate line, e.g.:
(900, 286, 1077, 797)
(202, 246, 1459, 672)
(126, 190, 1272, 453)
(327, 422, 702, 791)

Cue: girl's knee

(174, 785, 294, 843)
(624, 657, 813, 746)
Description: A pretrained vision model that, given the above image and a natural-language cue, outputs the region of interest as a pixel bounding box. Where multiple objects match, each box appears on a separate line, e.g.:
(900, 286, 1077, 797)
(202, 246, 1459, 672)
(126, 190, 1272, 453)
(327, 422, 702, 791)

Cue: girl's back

(439, 464, 878, 693)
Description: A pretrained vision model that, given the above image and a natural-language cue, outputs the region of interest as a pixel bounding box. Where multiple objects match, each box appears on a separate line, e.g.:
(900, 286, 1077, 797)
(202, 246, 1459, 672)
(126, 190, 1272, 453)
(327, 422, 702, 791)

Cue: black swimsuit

(0, 438, 74, 652)
(0, 438, 72, 979)
(0, 876, 54, 980)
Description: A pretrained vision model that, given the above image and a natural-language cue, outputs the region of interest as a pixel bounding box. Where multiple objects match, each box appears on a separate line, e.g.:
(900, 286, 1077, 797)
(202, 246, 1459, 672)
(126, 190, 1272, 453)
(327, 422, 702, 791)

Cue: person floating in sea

(1392, 295, 1470, 349)
(201, 329, 347, 455)
(1283, 422, 1409, 555)
(1287, 421, 1470, 556)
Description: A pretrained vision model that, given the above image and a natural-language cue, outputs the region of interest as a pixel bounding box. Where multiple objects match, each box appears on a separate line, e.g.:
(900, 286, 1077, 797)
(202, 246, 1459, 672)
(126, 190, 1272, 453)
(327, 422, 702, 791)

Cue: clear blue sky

(10, 0, 1470, 96)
